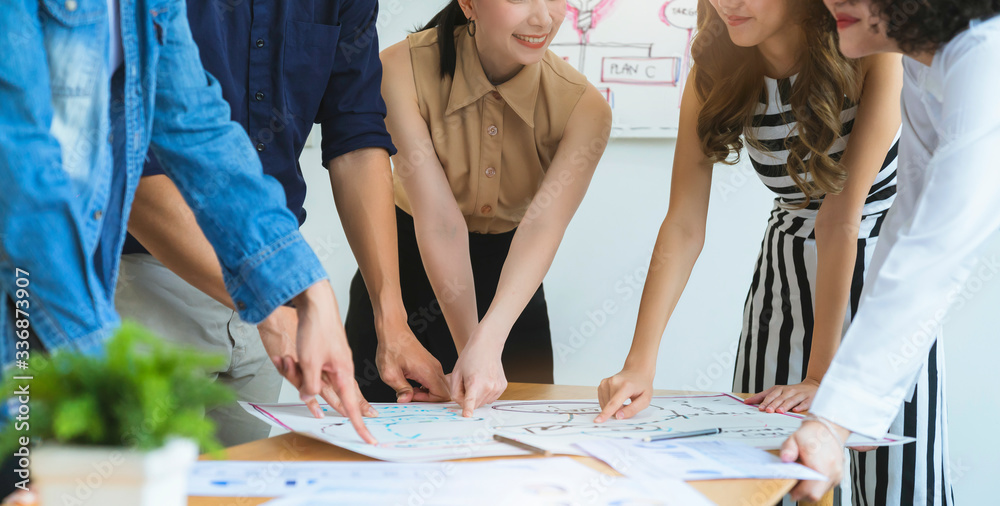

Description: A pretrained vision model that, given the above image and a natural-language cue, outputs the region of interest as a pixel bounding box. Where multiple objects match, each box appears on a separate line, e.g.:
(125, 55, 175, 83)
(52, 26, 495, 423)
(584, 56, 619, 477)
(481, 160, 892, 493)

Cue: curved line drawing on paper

(244, 393, 839, 462)
(491, 400, 606, 415)
(491, 400, 669, 415)
(318, 405, 483, 440)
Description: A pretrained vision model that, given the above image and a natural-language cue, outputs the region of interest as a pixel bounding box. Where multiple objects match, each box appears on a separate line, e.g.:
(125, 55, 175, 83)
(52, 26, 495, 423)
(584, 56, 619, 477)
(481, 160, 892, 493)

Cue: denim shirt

(0, 0, 328, 364)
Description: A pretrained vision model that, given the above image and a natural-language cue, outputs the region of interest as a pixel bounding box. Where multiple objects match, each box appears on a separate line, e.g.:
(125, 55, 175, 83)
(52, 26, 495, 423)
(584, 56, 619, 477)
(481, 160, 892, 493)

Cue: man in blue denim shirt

(116, 0, 449, 445)
(0, 0, 376, 453)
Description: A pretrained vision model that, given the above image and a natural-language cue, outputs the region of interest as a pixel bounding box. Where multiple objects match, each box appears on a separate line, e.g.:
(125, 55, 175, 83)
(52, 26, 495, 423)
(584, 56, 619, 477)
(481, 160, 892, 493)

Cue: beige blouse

(393, 28, 589, 234)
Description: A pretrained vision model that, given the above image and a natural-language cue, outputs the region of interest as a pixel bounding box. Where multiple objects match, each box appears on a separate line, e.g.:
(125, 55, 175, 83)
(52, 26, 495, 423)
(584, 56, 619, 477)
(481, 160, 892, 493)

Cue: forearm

(412, 211, 479, 352)
(127, 175, 232, 309)
(623, 219, 703, 372)
(475, 219, 566, 342)
(476, 103, 608, 345)
(806, 220, 861, 382)
(327, 148, 407, 333)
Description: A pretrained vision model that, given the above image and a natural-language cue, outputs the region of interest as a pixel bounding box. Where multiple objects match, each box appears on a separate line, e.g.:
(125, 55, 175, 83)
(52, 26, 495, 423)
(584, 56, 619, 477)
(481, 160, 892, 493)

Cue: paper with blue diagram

(252, 458, 713, 506)
(241, 393, 912, 463)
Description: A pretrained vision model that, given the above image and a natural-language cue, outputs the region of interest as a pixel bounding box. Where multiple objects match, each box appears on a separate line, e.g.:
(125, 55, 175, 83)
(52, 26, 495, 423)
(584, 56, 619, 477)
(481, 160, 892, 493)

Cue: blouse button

(65, 0, 77, 11)
(481, 205, 493, 215)
(487, 125, 498, 136)
(485, 167, 496, 178)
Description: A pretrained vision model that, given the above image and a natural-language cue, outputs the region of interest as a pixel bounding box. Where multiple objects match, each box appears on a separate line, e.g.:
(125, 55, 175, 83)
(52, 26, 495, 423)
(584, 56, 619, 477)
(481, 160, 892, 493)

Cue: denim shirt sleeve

(146, 0, 327, 324)
(0, 0, 119, 362)
(317, 0, 396, 167)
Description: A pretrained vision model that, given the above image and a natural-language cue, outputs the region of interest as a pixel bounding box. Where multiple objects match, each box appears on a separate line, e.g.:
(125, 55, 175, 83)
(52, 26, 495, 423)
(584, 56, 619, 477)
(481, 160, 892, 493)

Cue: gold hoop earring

(467, 19, 477, 36)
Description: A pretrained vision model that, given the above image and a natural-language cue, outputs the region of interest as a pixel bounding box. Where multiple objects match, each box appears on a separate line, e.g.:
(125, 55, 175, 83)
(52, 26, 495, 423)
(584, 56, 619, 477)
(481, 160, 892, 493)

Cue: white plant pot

(31, 438, 197, 506)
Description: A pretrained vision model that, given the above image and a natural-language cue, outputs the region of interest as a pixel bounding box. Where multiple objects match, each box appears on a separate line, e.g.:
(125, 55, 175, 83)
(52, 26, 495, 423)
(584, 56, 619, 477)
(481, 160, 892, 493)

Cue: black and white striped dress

(733, 76, 953, 506)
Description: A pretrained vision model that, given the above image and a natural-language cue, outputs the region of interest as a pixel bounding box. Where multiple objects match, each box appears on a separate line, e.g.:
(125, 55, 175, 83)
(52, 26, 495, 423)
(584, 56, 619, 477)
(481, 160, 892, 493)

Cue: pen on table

(642, 427, 723, 442)
(493, 434, 553, 457)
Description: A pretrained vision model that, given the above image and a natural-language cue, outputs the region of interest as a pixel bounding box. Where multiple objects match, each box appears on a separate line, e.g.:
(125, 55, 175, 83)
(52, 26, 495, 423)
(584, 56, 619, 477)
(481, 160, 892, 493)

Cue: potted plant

(2, 323, 234, 506)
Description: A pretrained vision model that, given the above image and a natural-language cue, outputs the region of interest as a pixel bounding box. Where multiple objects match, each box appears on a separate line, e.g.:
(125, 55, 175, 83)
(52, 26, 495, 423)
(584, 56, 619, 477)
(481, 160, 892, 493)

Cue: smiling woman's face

(824, 0, 900, 58)
(706, 0, 795, 48)
(462, 0, 567, 67)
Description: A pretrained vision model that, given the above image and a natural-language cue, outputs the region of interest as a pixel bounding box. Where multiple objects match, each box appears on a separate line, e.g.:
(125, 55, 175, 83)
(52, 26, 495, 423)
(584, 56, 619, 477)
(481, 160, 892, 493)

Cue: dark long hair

(422, 0, 470, 78)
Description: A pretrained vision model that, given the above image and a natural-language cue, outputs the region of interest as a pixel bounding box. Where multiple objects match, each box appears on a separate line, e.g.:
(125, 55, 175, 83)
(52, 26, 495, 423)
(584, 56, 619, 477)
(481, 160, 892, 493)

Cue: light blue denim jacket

(0, 0, 328, 364)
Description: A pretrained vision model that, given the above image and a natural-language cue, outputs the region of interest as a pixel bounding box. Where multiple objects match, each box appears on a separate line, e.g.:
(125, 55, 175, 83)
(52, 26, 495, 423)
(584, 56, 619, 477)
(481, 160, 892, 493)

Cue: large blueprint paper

(242, 393, 910, 462)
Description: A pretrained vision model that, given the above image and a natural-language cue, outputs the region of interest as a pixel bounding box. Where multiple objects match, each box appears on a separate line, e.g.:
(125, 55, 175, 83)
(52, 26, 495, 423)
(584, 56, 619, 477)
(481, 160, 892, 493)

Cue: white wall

(284, 1, 1000, 501)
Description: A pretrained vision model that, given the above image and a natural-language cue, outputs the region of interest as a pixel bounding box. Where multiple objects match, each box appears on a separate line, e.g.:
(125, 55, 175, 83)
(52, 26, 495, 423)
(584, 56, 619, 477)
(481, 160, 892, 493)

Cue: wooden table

(189, 383, 817, 506)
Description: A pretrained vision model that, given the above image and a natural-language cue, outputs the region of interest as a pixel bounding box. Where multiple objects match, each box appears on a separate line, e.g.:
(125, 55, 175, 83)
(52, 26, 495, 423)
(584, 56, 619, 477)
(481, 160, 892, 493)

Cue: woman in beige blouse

(345, 0, 611, 415)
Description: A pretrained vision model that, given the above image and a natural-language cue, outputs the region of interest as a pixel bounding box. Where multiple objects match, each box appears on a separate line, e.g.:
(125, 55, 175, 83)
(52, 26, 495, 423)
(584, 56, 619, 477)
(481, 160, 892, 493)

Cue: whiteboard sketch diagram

(242, 394, 910, 463)
(552, 0, 699, 137)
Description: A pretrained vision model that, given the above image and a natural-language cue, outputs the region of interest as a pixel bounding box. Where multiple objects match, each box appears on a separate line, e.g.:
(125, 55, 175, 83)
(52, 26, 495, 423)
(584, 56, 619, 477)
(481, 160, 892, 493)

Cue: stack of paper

(189, 458, 714, 506)
(578, 438, 827, 481)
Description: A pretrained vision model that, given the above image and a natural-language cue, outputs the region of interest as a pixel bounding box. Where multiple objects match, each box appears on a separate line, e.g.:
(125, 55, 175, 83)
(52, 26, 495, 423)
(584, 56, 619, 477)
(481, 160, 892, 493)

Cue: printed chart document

(242, 393, 911, 462)
(578, 439, 828, 481)
(251, 458, 713, 506)
(188, 461, 453, 497)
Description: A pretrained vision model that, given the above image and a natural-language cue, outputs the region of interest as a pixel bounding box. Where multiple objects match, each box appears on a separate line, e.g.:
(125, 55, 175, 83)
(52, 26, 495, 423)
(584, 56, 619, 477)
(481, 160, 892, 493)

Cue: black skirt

(345, 207, 553, 402)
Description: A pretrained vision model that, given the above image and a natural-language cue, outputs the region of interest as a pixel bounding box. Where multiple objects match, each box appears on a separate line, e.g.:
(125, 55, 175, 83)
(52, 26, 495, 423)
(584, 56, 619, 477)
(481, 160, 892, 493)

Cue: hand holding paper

(781, 418, 852, 502)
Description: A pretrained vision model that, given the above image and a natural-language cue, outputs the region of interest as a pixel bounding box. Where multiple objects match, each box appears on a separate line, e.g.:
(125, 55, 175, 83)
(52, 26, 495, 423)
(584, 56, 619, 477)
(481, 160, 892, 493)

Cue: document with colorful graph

(241, 393, 911, 463)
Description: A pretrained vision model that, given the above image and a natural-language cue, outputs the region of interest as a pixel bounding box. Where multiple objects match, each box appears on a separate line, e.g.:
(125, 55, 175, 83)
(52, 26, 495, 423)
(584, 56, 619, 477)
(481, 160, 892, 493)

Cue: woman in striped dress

(596, 0, 950, 504)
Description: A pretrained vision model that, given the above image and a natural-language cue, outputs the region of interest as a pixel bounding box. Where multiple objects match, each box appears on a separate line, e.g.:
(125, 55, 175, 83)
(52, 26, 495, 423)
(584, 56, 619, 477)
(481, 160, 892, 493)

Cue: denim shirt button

(255, 91, 265, 101)
(93, 210, 102, 220)
(255, 38, 265, 48)
(236, 301, 247, 311)
(65, 0, 77, 11)
(256, 143, 266, 152)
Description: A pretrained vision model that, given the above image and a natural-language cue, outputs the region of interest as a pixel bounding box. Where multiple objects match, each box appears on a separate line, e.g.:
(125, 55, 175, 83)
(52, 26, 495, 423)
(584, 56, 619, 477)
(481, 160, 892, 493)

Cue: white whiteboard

(550, 0, 698, 138)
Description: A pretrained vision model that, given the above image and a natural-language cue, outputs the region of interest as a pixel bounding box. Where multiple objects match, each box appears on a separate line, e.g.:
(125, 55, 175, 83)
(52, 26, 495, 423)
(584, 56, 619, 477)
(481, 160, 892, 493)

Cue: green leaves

(52, 396, 103, 442)
(2, 322, 234, 453)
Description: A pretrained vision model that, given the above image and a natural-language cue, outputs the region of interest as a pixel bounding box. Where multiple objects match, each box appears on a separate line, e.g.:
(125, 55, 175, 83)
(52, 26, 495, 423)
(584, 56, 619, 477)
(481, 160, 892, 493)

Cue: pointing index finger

(595, 391, 629, 423)
(332, 373, 377, 445)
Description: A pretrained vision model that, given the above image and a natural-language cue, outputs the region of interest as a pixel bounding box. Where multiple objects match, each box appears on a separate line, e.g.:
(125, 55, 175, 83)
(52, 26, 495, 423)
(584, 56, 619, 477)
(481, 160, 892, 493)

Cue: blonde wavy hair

(691, 0, 861, 207)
